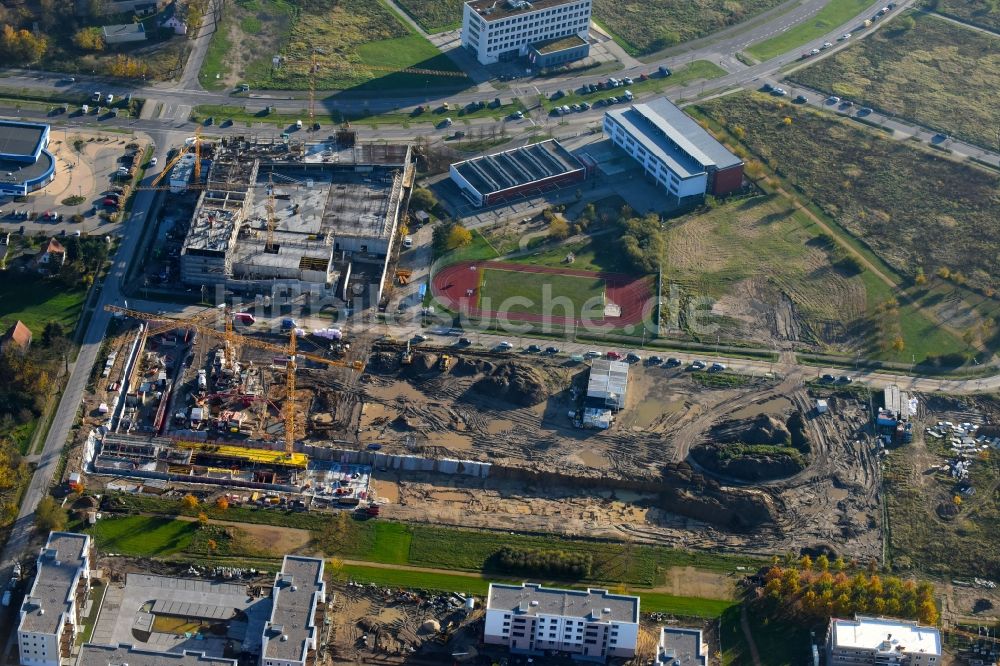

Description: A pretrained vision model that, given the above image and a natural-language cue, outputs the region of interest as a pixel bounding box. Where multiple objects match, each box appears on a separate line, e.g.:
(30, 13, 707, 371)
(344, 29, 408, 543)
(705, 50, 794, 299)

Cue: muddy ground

(300, 348, 883, 562)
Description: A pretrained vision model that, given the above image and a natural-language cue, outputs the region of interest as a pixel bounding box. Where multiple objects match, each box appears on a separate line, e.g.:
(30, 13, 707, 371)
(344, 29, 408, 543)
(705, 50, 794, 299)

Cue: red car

(606, 351, 624, 361)
(102, 197, 118, 206)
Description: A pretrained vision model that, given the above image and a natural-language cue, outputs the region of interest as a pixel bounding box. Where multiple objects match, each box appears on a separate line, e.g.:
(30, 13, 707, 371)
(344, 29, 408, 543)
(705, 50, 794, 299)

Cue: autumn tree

(215, 496, 229, 510)
(35, 495, 67, 533)
(180, 494, 199, 511)
(548, 217, 570, 240)
(0, 25, 48, 63)
(197, 512, 208, 526)
(73, 27, 105, 51)
(446, 224, 472, 250)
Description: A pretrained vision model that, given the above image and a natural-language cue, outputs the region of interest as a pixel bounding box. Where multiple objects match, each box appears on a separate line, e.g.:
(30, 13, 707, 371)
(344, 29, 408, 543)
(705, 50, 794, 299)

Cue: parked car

(666, 357, 681, 366)
(496, 340, 513, 351)
(402, 235, 413, 248)
(526, 344, 541, 353)
(458, 337, 472, 346)
(584, 350, 602, 358)
(689, 360, 706, 370)
(412, 334, 428, 343)
(625, 352, 642, 363)
(839, 33, 852, 40)
(821, 374, 836, 382)
(606, 351, 624, 360)
(710, 362, 726, 372)
(544, 346, 560, 355)
(647, 356, 663, 365)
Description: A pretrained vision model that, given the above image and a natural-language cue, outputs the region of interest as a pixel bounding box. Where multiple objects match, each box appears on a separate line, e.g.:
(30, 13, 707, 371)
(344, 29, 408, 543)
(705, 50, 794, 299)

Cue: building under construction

(179, 134, 413, 304)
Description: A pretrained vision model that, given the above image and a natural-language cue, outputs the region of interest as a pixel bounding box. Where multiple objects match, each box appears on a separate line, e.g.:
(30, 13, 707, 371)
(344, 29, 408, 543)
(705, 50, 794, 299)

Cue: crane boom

(104, 304, 364, 454)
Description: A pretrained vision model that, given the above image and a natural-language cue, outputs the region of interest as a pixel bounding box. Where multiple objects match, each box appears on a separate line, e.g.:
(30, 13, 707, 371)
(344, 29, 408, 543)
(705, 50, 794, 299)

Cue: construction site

(72, 304, 896, 566)
(167, 133, 412, 306)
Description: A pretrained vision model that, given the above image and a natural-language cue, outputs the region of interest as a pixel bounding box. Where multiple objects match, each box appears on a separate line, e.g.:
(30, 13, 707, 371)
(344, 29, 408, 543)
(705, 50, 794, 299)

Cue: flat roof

(831, 616, 941, 656)
(606, 98, 741, 180)
(453, 139, 585, 196)
(467, 0, 581, 22)
(103, 23, 145, 36)
(587, 359, 628, 409)
(658, 627, 707, 666)
(77, 645, 237, 666)
(263, 556, 325, 662)
(534, 33, 587, 54)
(0, 121, 47, 159)
(20, 532, 90, 634)
(487, 583, 639, 624)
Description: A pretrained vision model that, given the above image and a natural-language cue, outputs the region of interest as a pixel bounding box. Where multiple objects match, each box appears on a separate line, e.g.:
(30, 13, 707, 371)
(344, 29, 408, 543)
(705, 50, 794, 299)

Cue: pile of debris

(472, 362, 550, 406)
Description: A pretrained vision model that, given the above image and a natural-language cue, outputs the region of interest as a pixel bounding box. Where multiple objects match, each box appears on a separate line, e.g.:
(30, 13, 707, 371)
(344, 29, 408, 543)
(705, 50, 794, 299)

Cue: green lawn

(436, 228, 500, 263)
(508, 237, 637, 274)
(479, 268, 606, 317)
(921, 0, 1000, 31)
(0, 275, 87, 336)
(367, 521, 412, 564)
(788, 12, 1000, 150)
(88, 516, 197, 556)
(541, 60, 726, 111)
(746, 0, 874, 60)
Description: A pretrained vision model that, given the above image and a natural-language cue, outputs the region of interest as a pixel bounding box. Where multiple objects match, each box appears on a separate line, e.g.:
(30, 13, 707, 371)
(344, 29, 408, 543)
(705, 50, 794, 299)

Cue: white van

(402, 235, 413, 249)
(295, 119, 303, 129)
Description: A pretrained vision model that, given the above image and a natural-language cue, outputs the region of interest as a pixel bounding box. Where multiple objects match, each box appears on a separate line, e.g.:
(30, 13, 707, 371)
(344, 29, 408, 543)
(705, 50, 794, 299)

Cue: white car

(150, 157, 158, 166)
(822, 41, 834, 49)
(402, 235, 413, 248)
(827, 95, 841, 104)
(839, 33, 851, 40)
(497, 341, 512, 350)
(810, 48, 820, 55)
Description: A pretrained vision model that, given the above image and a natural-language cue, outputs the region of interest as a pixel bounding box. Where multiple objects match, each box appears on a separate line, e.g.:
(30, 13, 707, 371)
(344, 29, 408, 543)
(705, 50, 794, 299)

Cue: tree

(800, 554, 813, 571)
(41, 322, 65, 348)
(0, 25, 48, 63)
(73, 27, 105, 52)
(197, 512, 208, 526)
(180, 494, 199, 511)
(892, 336, 905, 352)
(816, 554, 830, 571)
(215, 496, 229, 510)
(548, 217, 570, 240)
(918, 599, 938, 625)
(410, 187, 437, 212)
(207, 538, 218, 553)
(446, 224, 472, 250)
(34, 496, 67, 533)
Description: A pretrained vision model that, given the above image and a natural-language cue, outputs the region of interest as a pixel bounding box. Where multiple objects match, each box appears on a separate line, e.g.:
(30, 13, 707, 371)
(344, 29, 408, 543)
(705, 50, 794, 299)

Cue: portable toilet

(816, 399, 829, 414)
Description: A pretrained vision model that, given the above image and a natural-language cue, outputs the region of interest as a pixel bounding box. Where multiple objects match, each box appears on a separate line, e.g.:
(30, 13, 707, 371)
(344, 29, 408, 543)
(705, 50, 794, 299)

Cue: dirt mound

(400, 353, 436, 378)
(690, 443, 806, 481)
(472, 363, 550, 406)
(659, 463, 780, 529)
(369, 352, 399, 372)
(712, 413, 791, 445)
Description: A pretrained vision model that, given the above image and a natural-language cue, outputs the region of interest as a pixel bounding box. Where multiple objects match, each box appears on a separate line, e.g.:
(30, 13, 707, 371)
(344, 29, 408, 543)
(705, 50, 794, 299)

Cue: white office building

(826, 616, 942, 666)
(461, 0, 592, 66)
(657, 627, 708, 666)
(603, 97, 745, 202)
(18, 532, 93, 666)
(261, 556, 326, 666)
(484, 583, 639, 662)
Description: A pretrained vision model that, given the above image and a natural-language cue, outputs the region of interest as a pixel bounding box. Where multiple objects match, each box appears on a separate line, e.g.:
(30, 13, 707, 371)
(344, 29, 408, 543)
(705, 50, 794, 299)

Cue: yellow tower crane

(104, 305, 364, 455)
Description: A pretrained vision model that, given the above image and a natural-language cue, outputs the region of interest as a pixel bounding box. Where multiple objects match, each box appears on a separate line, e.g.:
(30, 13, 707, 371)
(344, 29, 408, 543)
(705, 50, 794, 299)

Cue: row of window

(489, 11, 587, 36)
(486, 23, 587, 53)
(484, 1, 590, 30)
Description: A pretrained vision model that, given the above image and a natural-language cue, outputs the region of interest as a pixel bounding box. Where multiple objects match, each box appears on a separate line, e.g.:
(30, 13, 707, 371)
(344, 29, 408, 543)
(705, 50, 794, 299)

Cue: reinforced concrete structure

(826, 616, 941, 666)
(17, 532, 93, 666)
(180, 137, 411, 305)
(449, 139, 587, 207)
(603, 97, 744, 202)
(461, 0, 592, 66)
(484, 583, 639, 662)
(0, 121, 55, 197)
(262, 556, 326, 666)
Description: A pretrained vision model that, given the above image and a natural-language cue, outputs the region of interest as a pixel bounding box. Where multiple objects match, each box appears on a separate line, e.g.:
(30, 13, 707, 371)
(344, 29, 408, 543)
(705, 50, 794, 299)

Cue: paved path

(178, 0, 219, 91)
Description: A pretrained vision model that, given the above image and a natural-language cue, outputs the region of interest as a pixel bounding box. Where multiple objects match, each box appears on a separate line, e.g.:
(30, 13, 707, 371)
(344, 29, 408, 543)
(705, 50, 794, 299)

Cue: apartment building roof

(20, 532, 90, 634)
(77, 644, 237, 666)
(467, 0, 580, 22)
(487, 583, 639, 623)
(830, 616, 941, 656)
(657, 627, 707, 666)
(262, 556, 325, 663)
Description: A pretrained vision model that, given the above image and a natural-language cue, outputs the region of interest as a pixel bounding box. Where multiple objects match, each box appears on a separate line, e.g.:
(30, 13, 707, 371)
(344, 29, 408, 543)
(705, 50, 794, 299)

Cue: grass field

(883, 446, 1000, 578)
(920, 0, 1000, 31)
(100, 493, 767, 588)
(665, 195, 870, 351)
(0, 275, 87, 336)
(788, 12, 1000, 150)
(202, 0, 467, 91)
(720, 605, 811, 665)
(393, 0, 464, 32)
(541, 61, 727, 111)
(593, 0, 789, 56)
(479, 269, 607, 317)
(88, 516, 196, 556)
(745, 0, 874, 60)
(696, 93, 1000, 323)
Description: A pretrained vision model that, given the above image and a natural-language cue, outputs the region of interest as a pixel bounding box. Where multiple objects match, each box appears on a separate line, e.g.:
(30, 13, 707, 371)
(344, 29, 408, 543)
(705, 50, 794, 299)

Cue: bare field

(316, 347, 884, 562)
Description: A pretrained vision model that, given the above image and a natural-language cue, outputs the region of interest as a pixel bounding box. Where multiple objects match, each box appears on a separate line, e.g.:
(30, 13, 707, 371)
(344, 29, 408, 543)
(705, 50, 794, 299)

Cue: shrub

(489, 546, 593, 578)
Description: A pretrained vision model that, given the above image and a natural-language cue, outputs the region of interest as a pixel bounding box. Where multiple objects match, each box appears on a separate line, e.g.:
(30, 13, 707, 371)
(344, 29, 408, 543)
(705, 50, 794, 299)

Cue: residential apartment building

(657, 627, 708, 666)
(261, 556, 326, 666)
(826, 616, 942, 666)
(18, 532, 93, 666)
(461, 0, 592, 66)
(484, 583, 639, 662)
(603, 97, 744, 202)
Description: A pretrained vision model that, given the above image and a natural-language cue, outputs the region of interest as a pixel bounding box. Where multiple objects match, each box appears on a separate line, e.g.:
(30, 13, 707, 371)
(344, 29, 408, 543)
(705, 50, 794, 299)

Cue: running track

(431, 260, 655, 326)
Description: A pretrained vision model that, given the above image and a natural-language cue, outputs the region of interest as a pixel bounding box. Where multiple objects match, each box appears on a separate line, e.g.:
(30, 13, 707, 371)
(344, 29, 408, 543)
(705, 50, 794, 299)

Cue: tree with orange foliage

(215, 496, 229, 511)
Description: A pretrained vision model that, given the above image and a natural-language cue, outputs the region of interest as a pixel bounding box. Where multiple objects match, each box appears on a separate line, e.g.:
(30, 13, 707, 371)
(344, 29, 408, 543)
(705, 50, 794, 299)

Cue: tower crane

(104, 305, 364, 455)
(148, 127, 204, 189)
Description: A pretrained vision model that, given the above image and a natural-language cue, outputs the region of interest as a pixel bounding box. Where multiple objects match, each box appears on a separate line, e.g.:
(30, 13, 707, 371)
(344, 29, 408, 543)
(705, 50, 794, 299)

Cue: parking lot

(0, 129, 147, 237)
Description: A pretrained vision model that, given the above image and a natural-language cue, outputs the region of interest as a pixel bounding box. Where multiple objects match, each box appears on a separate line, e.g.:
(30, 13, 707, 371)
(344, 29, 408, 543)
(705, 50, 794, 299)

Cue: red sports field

(431, 260, 655, 326)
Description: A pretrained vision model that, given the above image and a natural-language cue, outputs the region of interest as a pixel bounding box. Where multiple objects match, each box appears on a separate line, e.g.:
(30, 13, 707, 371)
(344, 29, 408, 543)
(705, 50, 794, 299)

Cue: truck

(233, 312, 255, 325)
